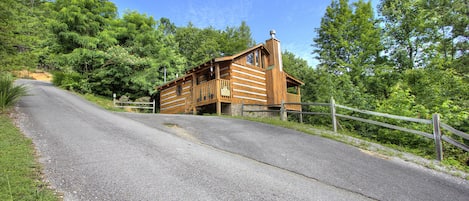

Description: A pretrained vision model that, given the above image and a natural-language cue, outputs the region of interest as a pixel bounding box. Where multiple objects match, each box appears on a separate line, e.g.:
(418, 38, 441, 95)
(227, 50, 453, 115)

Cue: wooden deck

(194, 79, 232, 107)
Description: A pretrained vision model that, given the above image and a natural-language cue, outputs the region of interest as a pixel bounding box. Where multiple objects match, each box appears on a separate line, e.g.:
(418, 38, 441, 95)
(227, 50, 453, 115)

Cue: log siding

(160, 80, 192, 114)
(231, 63, 267, 104)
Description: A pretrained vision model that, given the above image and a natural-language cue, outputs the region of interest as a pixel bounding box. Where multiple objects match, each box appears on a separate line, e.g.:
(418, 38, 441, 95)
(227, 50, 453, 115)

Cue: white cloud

(185, 0, 253, 29)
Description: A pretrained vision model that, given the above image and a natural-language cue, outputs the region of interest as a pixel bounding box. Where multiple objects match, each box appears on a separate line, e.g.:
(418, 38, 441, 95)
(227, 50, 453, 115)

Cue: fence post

(432, 113, 443, 161)
(113, 93, 116, 106)
(152, 99, 156, 114)
(280, 100, 286, 121)
(299, 104, 303, 124)
(241, 101, 244, 117)
(330, 97, 337, 133)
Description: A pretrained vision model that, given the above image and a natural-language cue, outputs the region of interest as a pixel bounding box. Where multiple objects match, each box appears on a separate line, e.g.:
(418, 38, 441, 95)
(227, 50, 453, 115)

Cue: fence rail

(240, 97, 469, 161)
(113, 94, 155, 113)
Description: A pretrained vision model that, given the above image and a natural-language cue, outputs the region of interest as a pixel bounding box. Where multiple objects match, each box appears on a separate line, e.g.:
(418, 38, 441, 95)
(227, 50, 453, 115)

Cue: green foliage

(0, 0, 52, 71)
(49, 0, 117, 53)
(13, 0, 256, 102)
(0, 74, 28, 113)
(310, 0, 469, 166)
(88, 46, 148, 97)
(175, 21, 255, 68)
(52, 71, 90, 93)
(313, 0, 382, 108)
(80, 93, 125, 112)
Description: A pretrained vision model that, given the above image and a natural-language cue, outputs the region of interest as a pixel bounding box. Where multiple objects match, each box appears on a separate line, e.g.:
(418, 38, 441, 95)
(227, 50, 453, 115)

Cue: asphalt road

(15, 80, 469, 201)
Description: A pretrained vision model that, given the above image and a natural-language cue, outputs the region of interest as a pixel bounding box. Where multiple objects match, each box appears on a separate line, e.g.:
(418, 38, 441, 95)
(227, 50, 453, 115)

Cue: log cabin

(157, 30, 304, 116)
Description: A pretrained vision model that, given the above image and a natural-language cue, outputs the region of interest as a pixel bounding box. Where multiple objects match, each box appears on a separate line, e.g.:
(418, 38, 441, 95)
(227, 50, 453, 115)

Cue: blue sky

(111, 0, 380, 67)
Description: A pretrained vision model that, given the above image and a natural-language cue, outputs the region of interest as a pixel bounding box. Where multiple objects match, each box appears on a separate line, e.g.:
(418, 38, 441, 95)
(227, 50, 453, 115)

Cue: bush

(52, 71, 90, 93)
(51, 71, 65, 86)
(0, 74, 28, 112)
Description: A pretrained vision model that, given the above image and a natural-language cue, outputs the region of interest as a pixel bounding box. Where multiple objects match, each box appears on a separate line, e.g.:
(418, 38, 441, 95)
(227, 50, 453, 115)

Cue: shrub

(0, 74, 28, 112)
(52, 71, 90, 93)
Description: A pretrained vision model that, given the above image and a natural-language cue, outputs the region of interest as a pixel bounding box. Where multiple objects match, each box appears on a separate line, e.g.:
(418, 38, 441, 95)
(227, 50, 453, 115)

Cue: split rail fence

(241, 97, 469, 161)
(113, 93, 155, 113)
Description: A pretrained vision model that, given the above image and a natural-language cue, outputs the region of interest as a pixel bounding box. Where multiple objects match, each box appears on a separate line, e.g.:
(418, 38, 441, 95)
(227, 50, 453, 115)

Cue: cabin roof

(214, 43, 270, 62)
(186, 43, 270, 74)
(157, 74, 191, 90)
(285, 72, 304, 86)
(157, 43, 303, 90)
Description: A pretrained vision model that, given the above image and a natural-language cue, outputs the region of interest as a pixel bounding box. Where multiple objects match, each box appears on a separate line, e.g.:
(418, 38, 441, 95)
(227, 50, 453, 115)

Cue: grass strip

(79, 93, 125, 112)
(0, 114, 58, 201)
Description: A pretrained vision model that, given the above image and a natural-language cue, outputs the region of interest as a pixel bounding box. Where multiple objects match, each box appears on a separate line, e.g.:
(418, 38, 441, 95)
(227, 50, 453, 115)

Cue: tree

(349, 0, 383, 81)
(222, 21, 256, 56)
(47, 0, 118, 73)
(175, 21, 255, 68)
(0, 0, 51, 71)
(312, 0, 381, 107)
(49, 0, 117, 53)
(313, 0, 353, 75)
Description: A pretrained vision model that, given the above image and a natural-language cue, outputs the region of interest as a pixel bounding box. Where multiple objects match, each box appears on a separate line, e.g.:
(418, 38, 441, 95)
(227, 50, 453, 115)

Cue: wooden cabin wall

(266, 67, 287, 105)
(159, 79, 192, 114)
(231, 59, 267, 105)
(219, 61, 231, 79)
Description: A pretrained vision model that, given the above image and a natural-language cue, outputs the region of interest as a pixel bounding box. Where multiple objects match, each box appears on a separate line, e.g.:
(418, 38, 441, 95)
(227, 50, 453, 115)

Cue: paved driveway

(15, 80, 469, 200)
(121, 113, 469, 201)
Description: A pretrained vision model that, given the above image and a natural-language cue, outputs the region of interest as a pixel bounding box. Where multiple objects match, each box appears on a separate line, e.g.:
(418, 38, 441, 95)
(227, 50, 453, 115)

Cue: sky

(111, 0, 380, 67)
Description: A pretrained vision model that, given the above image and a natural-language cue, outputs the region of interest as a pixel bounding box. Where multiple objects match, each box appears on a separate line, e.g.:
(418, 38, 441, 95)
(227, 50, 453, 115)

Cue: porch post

(215, 63, 220, 79)
(192, 73, 197, 115)
(215, 63, 221, 115)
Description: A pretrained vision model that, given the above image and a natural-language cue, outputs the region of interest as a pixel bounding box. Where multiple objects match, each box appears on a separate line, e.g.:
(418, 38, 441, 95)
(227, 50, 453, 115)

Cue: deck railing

(286, 93, 301, 111)
(194, 79, 231, 106)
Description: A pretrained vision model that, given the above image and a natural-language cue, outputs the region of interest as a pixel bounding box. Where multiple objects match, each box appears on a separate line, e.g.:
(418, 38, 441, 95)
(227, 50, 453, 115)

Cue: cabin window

(246, 52, 254, 65)
(255, 50, 259, 67)
(247, 51, 260, 67)
(176, 84, 182, 96)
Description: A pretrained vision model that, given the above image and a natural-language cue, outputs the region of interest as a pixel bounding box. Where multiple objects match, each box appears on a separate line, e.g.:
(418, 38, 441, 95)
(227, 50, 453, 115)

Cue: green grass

(0, 114, 59, 201)
(79, 93, 125, 112)
(0, 74, 28, 113)
(230, 116, 336, 138)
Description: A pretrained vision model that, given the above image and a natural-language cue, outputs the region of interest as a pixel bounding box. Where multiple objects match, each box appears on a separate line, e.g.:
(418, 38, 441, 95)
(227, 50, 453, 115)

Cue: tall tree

(0, 0, 51, 70)
(349, 0, 383, 79)
(175, 21, 255, 68)
(49, 0, 117, 53)
(222, 21, 256, 56)
(379, 0, 427, 70)
(47, 0, 118, 73)
(313, 0, 353, 75)
(313, 0, 381, 107)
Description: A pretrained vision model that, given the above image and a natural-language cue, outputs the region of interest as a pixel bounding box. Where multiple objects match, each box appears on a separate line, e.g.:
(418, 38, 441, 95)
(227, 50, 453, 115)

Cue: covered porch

(188, 60, 232, 115)
(284, 73, 303, 111)
(193, 78, 232, 106)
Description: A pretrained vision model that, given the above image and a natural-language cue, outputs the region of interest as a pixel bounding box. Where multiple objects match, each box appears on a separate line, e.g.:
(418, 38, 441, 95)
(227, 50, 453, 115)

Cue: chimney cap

(270, 30, 276, 39)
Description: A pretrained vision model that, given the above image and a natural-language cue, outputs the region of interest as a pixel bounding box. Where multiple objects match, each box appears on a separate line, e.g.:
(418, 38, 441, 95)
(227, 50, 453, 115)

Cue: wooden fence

(241, 97, 469, 161)
(113, 93, 155, 113)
